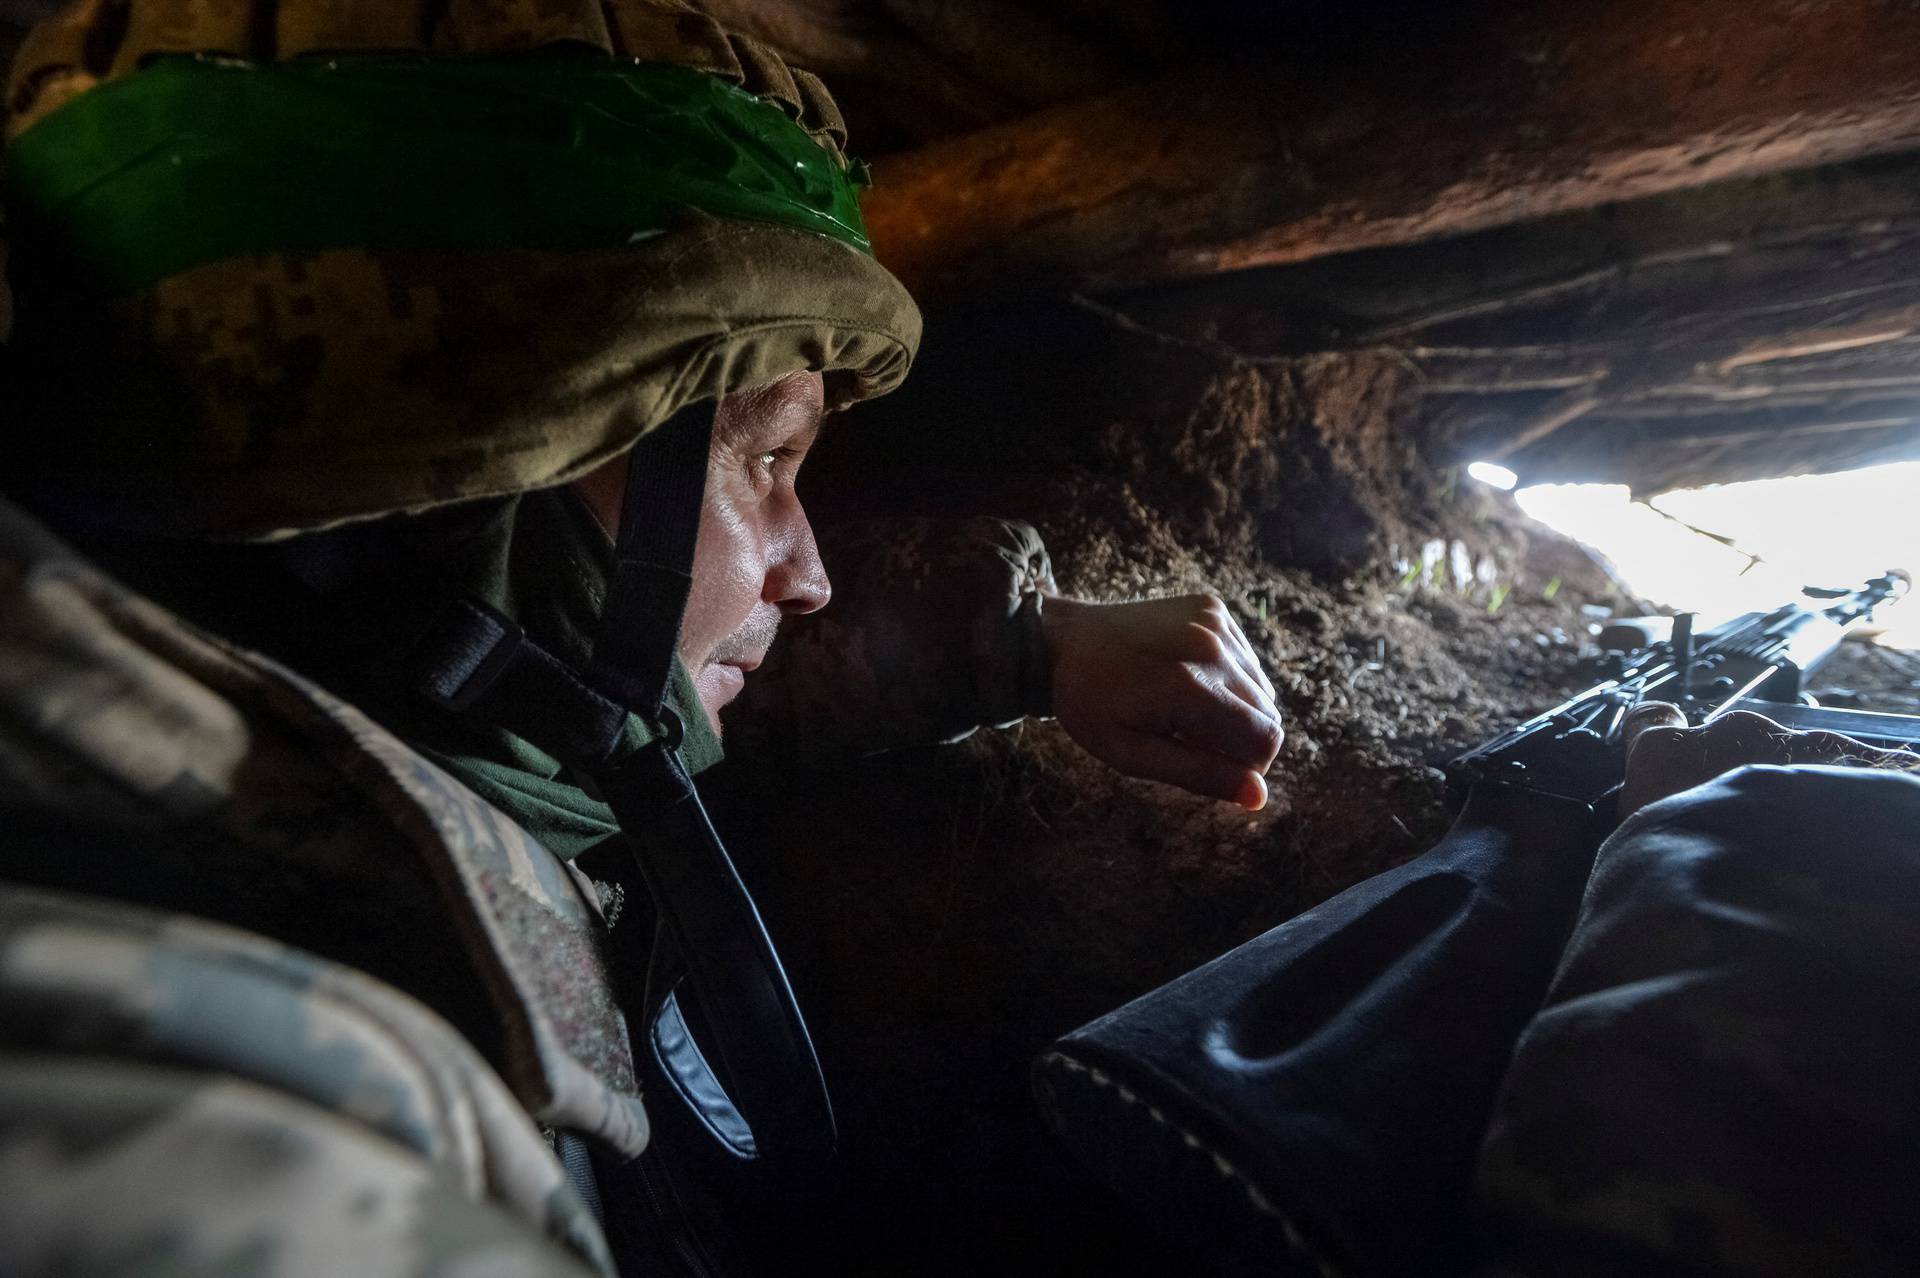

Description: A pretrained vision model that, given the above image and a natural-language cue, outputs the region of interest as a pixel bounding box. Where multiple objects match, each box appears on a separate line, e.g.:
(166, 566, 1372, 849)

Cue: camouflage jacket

(0, 496, 1055, 1275)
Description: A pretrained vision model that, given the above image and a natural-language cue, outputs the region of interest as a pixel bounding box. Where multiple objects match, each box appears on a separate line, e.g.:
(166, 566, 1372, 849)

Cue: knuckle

(1634, 725, 1690, 755)
(1183, 625, 1228, 664)
(1175, 664, 1217, 701)
(1231, 705, 1282, 757)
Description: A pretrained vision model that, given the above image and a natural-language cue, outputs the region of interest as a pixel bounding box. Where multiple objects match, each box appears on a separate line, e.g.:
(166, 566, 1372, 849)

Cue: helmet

(4, 0, 920, 537)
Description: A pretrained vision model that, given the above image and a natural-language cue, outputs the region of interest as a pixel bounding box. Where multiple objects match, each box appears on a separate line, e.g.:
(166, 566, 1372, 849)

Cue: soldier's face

(575, 371, 832, 733)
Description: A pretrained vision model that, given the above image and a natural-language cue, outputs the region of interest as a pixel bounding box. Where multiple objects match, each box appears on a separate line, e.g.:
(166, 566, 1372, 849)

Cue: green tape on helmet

(6, 52, 874, 296)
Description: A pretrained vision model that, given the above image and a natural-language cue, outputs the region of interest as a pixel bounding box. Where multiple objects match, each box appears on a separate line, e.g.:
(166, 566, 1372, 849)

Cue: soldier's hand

(1042, 595, 1283, 809)
(1618, 702, 1913, 820)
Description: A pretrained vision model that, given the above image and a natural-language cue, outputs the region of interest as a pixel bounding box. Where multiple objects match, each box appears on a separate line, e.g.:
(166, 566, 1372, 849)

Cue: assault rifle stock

(1449, 571, 1918, 820)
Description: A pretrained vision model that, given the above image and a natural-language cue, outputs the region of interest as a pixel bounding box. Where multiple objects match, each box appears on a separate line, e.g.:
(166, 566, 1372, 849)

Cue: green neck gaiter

(417, 487, 724, 861)
(124, 484, 723, 861)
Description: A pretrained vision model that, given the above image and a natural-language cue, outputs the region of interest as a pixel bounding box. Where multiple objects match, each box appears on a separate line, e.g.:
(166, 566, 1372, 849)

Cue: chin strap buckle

(645, 705, 686, 754)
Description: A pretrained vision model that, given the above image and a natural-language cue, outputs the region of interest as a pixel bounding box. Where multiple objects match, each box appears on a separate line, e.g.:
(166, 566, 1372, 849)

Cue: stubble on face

(694, 607, 781, 736)
(710, 608, 781, 670)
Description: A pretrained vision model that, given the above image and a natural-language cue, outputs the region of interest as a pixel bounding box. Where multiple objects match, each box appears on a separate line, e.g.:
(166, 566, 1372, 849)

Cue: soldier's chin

(693, 662, 747, 736)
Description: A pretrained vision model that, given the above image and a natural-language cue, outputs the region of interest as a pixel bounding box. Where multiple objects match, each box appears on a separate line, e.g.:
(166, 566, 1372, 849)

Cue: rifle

(1037, 572, 1919, 1277)
(1451, 571, 1916, 816)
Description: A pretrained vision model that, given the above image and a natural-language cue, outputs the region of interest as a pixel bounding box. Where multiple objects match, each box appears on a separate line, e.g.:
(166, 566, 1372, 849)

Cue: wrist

(1017, 591, 1057, 718)
(1030, 594, 1101, 718)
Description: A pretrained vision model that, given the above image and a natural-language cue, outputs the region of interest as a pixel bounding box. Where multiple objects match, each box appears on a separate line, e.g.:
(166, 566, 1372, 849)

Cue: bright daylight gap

(1471, 459, 1920, 648)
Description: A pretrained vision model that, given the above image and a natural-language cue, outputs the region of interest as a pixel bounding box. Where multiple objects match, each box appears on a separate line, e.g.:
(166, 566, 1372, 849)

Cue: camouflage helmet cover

(4, 0, 922, 537)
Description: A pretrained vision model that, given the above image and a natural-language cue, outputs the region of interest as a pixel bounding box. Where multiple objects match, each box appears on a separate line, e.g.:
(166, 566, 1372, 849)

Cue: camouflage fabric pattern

(6, 1, 918, 538)
(9, 0, 849, 159)
(13, 218, 917, 538)
(0, 494, 649, 1258)
(0, 1058, 601, 1278)
(343, 708, 648, 1151)
(1476, 763, 1920, 1276)
(727, 516, 1056, 756)
(0, 883, 610, 1276)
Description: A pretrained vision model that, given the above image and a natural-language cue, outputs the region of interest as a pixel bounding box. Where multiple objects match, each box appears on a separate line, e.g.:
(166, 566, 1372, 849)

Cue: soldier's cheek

(681, 494, 764, 663)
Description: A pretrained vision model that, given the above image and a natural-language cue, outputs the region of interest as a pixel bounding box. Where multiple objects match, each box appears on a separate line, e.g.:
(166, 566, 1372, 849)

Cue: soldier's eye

(745, 448, 793, 493)
(751, 447, 803, 483)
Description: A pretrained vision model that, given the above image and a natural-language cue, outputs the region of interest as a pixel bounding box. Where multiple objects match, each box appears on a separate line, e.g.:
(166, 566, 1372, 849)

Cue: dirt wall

(706, 296, 1617, 1272)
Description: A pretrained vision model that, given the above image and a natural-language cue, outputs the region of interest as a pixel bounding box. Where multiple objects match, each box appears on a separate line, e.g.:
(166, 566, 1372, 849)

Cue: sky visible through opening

(1474, 460, 1920, 648)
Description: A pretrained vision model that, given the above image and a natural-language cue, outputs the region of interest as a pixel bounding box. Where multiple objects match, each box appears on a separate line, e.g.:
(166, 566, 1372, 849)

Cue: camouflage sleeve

(725, 516, 1057, 755)
(1476, 764, 1920, 1276)
(0, 882, 611, 1278)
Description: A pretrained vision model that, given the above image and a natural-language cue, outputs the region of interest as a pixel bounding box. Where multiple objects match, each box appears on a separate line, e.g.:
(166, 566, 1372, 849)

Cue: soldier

(0, 2, 1280, 1274)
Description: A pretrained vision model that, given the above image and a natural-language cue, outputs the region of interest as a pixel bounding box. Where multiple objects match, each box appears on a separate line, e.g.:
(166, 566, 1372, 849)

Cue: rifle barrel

(1449, 571, 1912, 814)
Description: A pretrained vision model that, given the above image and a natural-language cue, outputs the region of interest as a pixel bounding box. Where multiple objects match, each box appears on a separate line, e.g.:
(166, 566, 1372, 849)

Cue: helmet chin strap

(587, 401, 711, 723)
(406, 398, 836, 1174)
(585, 400, 837, 1173)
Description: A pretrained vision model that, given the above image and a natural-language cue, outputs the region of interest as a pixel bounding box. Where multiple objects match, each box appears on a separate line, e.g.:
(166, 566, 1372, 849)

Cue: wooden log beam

(1481, 387, 1604, 462)
(864, 0, 1920, 297)
(1510, 415, 1920, 492)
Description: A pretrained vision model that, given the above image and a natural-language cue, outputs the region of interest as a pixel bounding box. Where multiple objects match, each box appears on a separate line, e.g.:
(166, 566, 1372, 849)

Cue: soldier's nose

(770, 516, 830, 615)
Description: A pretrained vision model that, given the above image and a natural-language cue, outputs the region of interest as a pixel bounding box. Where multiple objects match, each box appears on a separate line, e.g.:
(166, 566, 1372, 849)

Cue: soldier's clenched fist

(1041, 594, 1283, 810)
